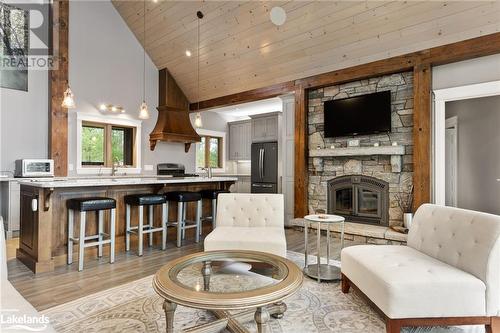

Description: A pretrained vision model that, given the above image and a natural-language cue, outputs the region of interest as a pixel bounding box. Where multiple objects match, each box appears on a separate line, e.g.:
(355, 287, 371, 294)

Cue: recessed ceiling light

(99, 103, 107, 111)
(185, 50, 192, 57)
(270, 7, 286, 26)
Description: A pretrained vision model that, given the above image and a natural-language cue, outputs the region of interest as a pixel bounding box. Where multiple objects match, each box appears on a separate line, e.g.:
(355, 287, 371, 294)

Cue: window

(81, 121, 135, 167)
(196, 135, 223, 168)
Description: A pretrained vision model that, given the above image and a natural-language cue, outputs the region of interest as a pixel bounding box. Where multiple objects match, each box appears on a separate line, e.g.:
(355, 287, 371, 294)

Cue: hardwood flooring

(7, 227, 363, 311)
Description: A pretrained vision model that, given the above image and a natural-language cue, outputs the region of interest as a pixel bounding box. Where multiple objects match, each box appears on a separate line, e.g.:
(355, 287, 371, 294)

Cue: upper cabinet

(251, 113, 281, 143)
(228, 120, 251, 160)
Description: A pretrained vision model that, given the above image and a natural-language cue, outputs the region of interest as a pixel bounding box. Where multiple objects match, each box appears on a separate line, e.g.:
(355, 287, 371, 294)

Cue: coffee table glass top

(174, 257, 286, 294)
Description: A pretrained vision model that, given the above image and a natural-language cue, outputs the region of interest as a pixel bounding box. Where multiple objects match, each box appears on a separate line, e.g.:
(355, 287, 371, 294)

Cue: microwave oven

(14, 159, 54, 178)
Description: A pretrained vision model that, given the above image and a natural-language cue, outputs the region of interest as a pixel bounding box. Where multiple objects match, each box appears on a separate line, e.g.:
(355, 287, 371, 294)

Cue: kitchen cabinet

(230, 176, 251, 193)
(228, 120, 251, 160)
(0, 180, 21, 239)
(251, 113, 280, 142)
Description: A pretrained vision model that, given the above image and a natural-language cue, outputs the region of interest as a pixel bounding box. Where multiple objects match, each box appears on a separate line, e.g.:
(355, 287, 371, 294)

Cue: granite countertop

(17, 176, 238, 188)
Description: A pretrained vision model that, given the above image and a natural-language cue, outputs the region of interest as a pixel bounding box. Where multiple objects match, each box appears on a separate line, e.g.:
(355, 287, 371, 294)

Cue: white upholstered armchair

(341, 204, 500, 333)
(204, 193, 287, 257)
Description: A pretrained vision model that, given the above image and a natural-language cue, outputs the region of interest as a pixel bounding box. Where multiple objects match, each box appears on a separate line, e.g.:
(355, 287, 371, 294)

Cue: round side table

(303, 214, 345, 282)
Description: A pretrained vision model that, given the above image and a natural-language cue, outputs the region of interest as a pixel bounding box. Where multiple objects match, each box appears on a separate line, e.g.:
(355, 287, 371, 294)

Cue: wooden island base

(17, 180, 234, 273)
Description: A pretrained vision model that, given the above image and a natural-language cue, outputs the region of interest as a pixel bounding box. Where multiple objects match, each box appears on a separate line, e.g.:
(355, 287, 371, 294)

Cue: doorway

(434, 81, 500, 214)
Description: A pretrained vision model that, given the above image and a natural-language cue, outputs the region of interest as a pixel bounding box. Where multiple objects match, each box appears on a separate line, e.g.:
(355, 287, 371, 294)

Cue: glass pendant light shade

(194, 112, 203, 128)
(138, 101, 150, 119)
(61, 86, 76, 109)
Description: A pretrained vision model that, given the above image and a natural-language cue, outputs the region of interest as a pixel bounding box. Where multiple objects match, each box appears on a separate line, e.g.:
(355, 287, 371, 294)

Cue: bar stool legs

(78, 211, 86, 272)
(67, 207, 115, 272)
(168, 199, 201, 248)
(176, 202, 183, 248)
(138, 205, 144, 256)
(125, 199, 168, 256)
(162, 203, 168, 250)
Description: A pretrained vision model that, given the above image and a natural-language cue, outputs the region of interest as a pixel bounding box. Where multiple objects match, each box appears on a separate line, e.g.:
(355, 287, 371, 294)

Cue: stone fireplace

(328, 175, 389, 226)
(308, 72, 414, 227)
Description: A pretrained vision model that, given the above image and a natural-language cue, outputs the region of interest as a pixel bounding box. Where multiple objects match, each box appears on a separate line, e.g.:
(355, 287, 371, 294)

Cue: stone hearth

(308, 72, 414, 227)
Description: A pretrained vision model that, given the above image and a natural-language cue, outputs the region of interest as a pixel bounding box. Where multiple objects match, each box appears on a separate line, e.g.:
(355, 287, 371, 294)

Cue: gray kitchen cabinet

(228, 120, 251, 160)
(251, 113, 280, 142)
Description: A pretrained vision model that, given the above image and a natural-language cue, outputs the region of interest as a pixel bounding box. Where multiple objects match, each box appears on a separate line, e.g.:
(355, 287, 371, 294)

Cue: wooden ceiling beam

(188, 81, 295, 111)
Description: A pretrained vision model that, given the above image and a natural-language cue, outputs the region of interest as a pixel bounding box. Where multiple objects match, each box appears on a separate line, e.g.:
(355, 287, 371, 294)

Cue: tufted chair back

(408, 204, 500, 315)
(215, 193, 284, 228)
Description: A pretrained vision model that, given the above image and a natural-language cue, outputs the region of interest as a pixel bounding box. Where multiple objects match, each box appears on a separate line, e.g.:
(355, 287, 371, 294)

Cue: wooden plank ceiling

(112, 0, 500, 102)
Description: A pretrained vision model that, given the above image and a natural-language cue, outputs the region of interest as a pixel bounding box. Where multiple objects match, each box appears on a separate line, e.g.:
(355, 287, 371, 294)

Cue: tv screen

(323, 90, 392, 137)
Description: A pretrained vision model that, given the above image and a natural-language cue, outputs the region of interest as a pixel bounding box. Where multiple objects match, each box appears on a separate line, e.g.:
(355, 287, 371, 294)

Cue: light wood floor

(7, 227, 362, 311)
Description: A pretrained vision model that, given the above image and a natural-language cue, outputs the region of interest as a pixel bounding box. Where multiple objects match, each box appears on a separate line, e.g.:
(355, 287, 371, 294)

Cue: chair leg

(67, 209, 73, 265)
(138, 205, 144, 256)
(341, 274, 350, 294)
(78, 211, 86, 272)
(148, 205, 154, 247)
(176, 202, 183, 248)
(211, 198, 217, 230)
(98, 210, 104, 258)
(486, 317, 500, 333)
(386, 319, 401, 333)
(110, 208, 115, 264)
(182, 203, 187, 240)
(195, 200, 201, 243)
(162, 203, 168, 250)
(125, 204, 131, 252)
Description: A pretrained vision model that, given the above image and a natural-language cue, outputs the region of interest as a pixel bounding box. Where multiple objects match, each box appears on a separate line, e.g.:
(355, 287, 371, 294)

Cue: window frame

(76, 113, 142, 175)
(195, 129, 226, 172)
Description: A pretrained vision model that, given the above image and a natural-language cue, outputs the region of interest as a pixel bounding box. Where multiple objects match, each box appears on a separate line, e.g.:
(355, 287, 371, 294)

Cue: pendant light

(138, 0, 150, 120)
(61, 81, 76, 109)
(194, 10, 203, 128)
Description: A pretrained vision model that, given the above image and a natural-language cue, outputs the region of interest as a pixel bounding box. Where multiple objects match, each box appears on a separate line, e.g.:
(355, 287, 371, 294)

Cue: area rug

(42, 251, 484, 333)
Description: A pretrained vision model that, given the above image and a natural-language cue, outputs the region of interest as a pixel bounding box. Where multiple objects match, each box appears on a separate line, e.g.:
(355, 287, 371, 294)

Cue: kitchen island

(16, 176, 236, 273)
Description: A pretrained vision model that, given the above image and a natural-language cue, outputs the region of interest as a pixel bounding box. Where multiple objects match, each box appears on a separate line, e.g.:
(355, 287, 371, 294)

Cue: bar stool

(165, 191, 201, 247)
(67, 197, 116, 271)
(124, 193, 167, 256)
(199, 189, 230, 234)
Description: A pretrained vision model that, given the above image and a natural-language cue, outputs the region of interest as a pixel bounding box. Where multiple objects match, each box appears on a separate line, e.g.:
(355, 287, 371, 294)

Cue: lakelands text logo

(1, 309, 50, 332)
(1, 1, 55, 70)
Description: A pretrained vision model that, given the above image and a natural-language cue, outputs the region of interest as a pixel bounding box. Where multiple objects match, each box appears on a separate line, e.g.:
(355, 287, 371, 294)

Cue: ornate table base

(162, 300, 287, 333)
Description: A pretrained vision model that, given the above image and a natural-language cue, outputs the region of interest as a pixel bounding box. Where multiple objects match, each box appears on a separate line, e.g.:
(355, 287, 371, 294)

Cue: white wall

(433, 54, 500, 90)
(68, 0, 194, 175)
(0, 3, 49, 173)
(445, 95, 500, 215)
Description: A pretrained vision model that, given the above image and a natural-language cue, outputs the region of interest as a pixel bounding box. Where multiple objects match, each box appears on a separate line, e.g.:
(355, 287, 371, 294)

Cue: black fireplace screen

(328, 175, 389, 226)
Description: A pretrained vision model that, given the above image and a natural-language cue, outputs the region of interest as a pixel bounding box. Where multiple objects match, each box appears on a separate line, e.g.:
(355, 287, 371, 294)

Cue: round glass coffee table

(303, 214, 345, 282)
(153, 250, 303, 333)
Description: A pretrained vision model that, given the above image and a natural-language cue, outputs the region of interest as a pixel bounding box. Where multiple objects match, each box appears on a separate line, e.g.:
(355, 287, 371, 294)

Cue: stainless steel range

(157, 163, 199, 178)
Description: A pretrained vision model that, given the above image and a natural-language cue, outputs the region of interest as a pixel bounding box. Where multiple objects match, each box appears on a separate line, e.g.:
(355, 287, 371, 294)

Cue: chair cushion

(124, 193, 166, 206)
(67, 197, 116, 211)
(165, 191, 201, 202)
(341, 245, 486, 319)
(204, 227, 287, 257)
(199, 189, 230, 200)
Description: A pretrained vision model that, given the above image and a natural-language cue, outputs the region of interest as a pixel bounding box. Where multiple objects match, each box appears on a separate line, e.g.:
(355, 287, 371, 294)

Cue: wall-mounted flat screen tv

(323, 90, 392, 137)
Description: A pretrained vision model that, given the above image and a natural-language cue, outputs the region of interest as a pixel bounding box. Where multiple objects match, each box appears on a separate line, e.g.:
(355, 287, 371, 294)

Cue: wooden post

(294, 85, 308, 218)
(412, 62, 432, 210)
(49, 0, 69, 176)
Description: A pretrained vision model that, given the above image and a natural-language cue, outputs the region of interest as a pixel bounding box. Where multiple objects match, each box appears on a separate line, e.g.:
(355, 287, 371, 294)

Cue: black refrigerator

(251, 142, 278, 193)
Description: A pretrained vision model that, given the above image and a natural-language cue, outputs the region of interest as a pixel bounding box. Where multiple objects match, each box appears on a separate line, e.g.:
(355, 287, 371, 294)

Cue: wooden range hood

(149, 68, 201, 152)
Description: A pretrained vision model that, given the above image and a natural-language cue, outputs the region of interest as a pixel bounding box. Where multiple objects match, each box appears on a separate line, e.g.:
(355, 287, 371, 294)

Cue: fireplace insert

(327, 175, 389, 226)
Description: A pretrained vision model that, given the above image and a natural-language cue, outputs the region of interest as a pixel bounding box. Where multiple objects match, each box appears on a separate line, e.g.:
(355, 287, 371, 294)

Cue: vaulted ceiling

(112, 1, 500, 102)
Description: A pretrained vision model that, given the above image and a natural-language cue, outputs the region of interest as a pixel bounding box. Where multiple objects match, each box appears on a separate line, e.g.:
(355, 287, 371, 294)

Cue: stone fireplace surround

(306, 72, 414, 242)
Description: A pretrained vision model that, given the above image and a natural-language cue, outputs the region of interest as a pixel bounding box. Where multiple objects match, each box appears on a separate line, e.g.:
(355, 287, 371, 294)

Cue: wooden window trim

(199, 135, 223, 168)
(81, 121, 137, 168)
